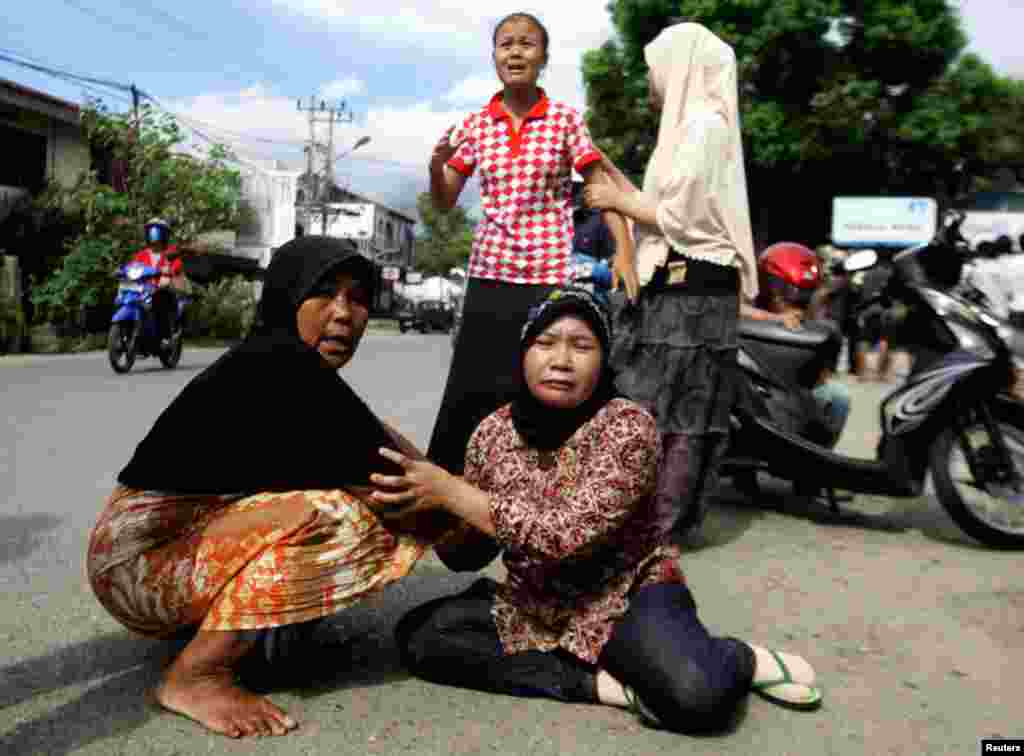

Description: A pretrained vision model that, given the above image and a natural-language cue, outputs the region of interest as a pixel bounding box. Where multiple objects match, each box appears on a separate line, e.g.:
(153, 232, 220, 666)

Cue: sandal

(751, 649, 823, 711)
(623, 685, 662, 728)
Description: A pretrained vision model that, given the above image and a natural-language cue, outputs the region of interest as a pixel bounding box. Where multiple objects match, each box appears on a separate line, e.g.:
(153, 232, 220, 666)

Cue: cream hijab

(634, 23, 757, 302)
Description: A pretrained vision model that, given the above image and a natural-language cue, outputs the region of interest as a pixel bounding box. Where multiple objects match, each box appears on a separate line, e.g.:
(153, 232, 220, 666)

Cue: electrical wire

(0, 46, 420, 175)
(142, 93, 307, 153)
(57, 0, 165, 45)
(0, 49, 132, 93)
(115, 0, 208, 43)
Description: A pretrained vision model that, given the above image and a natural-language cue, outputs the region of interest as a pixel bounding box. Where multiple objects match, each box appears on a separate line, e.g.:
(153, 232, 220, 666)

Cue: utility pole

(131, 84, 140, 131)
(296, 97, 353, 235)
(131, 84, 141, 232)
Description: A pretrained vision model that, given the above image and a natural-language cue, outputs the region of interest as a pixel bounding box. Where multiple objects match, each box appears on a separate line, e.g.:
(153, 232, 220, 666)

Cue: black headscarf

(117, 235, 404, 494)
(510, 287, 619, 451)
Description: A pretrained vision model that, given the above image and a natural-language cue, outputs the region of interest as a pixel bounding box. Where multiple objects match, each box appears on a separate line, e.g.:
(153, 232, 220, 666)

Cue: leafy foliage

(583, 0, 1024, 245)
(185, 275, 258, 341)
(30, 102, 244, 323)
(413, 192, 474, 276)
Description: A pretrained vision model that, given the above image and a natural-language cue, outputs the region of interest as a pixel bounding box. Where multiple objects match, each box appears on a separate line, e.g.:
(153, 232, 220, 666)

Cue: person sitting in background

(963, 236, 1024, 321)
(571, 178, 616, 261)
(742, 242, 850, 447)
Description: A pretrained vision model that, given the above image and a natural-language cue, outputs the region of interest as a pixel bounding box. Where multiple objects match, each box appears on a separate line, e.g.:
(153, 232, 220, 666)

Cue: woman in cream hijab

(586, 21, 756, 535)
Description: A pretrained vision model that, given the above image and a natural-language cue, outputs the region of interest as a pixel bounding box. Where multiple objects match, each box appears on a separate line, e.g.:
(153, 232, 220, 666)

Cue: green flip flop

(623, 685, 662, 728)
(751, 649, 824, 711)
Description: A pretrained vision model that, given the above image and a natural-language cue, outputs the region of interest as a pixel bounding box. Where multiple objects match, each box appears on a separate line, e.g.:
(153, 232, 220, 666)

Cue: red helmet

(758, 242, 821, 307)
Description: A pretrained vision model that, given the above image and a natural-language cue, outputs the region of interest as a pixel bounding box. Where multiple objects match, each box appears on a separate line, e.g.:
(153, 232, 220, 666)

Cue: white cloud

(955, 0, 1024, 77)
(269, 0, 613, 62)
(165, 4, 617, 214)
(443, 74, 500, 105)
(320, 75, 366, 99)
(164, 84, 478, 213)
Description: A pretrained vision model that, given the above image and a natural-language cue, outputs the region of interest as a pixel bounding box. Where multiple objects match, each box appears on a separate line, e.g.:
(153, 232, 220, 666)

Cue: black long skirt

(427, 278, 555, 474)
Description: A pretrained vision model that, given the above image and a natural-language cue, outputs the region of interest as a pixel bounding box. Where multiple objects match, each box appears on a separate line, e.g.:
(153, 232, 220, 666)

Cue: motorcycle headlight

(125, 263, 147, 281)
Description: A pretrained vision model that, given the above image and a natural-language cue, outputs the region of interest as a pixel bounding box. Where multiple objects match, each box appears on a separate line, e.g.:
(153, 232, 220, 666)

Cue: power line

(142, 93, 307, 151)
(57, 0, 163, 45)
(0, 49, 133, 93)
(115, 0, 208, 43)
(0, 47, 420, 174)
(0, 49, 296, 151)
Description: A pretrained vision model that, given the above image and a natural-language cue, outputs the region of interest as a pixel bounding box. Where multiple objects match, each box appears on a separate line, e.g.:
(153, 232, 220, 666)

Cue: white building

(296, 184, 416, 311)
(234, 159, 301, 268)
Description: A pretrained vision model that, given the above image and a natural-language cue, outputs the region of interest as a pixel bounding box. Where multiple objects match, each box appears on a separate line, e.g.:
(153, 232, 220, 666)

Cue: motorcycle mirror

(844, 249, 878, 273)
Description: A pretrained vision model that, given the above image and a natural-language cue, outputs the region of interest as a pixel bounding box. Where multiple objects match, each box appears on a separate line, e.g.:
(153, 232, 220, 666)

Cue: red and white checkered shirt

(449, 90, 601, 286)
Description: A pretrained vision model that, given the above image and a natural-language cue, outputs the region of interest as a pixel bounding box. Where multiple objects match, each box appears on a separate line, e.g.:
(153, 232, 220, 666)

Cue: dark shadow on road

(0, 514, 64, 565)
(724, 474, 993, 550)
(106, 362, 208, 378)
(0, 629, 176, 755)
(0, 564, 481, 751)
(671, 485, 764, 553)
(0, 661, 161, 756)
(258, 565, 486, 699)
(0, 630, 174, 710)
(875, 493, 997, 550)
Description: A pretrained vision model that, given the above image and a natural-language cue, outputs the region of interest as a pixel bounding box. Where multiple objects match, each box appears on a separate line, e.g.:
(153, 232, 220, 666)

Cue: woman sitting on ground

(371, 287, 822, 734)
(87, 236, 443, 739)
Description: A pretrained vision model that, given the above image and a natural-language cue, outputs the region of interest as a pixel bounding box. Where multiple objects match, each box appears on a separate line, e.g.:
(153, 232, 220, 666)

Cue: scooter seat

(739, 319, 834, 349)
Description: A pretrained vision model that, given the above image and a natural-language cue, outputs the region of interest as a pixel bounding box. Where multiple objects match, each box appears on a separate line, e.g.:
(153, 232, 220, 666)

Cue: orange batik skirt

(87, 486, 431, 637)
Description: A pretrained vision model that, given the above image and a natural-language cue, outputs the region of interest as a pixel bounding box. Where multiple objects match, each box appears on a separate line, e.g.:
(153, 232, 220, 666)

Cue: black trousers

(395, 579, 755, 734)
(427, 279, 554, 474)
(151, 288, 178, 341)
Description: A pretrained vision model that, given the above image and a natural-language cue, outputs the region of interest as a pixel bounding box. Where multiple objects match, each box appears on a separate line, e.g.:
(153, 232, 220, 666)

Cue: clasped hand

(369, 448, 453, 519)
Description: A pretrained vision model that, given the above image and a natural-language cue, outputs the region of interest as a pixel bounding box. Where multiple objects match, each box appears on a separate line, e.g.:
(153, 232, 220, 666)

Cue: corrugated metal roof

(0, 77, 80, 125)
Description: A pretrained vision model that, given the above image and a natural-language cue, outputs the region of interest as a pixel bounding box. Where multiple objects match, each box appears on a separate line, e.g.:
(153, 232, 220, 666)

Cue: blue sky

(2, 1, 1021, 217)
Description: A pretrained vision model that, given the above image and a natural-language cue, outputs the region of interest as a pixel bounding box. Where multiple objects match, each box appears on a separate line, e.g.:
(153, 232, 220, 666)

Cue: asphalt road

(1, 336, 1021, 755)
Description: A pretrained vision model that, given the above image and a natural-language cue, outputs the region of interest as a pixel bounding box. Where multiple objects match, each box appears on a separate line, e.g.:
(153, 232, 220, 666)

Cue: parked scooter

(720, 211, 1024, 548)
(108, 261, 188, 374)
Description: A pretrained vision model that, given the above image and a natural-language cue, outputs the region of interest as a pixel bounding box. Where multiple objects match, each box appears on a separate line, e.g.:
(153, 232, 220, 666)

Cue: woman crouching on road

(87, 236, 448, 738)
(372, 288, 823, 734)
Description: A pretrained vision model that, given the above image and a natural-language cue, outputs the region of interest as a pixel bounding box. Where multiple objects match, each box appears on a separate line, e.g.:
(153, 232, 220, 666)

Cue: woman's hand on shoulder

(583, 183, 620, 213)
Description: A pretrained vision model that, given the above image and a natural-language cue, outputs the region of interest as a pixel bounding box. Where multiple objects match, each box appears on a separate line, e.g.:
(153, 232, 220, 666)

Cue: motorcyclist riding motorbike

(741, 242, 850, 447)
(132, 218, 186, 347)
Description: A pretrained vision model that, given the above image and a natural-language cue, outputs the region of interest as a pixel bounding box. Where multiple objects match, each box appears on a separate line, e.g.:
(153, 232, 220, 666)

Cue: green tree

(30, 102, 243, 323)
(413, 192, 474, 276)
(582, 1, 1023, 245)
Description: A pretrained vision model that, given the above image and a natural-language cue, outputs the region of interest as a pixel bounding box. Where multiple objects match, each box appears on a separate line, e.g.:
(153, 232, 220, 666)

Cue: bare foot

(156, 668, 298, 738)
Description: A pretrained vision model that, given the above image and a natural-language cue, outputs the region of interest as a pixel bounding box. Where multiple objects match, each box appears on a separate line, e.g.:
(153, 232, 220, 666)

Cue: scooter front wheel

(108, 322, 137, 374)
(159, 333, 183, 369)
(931, 401, 1024, 549)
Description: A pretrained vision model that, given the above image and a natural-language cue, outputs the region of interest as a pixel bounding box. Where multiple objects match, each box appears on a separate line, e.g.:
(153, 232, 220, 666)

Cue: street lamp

(334, 135, 371, 164)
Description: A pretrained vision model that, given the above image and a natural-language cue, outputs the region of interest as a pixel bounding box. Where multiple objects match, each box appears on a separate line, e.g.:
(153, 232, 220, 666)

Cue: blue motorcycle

(107, 262, 188, 373)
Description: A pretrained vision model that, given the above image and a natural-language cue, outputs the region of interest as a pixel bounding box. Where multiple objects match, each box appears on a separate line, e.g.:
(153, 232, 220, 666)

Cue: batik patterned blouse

(464, 398, 685, 664)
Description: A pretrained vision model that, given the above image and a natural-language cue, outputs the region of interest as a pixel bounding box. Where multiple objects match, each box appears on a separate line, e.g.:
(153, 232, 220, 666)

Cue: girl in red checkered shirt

(425, 12, 634, 478)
